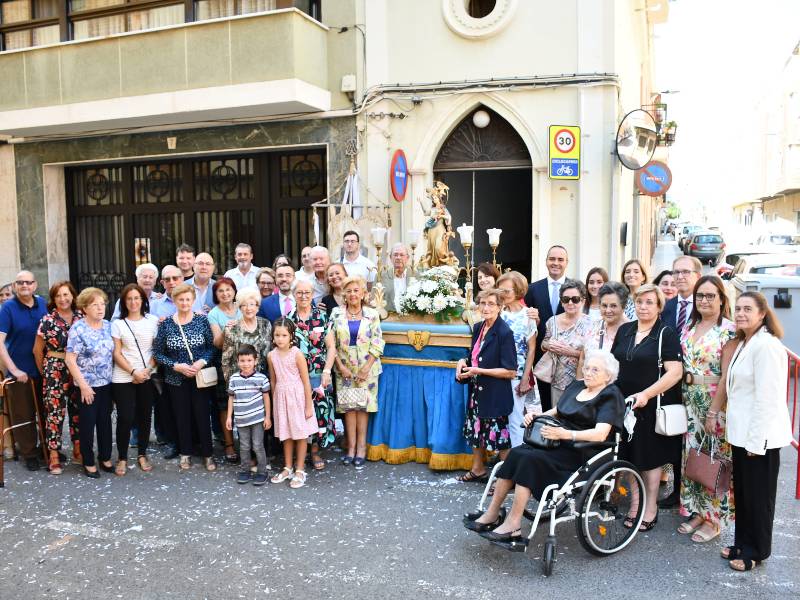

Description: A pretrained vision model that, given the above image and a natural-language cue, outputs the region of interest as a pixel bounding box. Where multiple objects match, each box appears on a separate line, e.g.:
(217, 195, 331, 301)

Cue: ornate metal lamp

(407, 229, 421, 271)
(456, 223, 475, 322)
(487, 228, 502, 270)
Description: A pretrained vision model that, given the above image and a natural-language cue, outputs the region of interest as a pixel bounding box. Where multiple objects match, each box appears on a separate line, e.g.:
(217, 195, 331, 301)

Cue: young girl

(267, 318, 317, 489)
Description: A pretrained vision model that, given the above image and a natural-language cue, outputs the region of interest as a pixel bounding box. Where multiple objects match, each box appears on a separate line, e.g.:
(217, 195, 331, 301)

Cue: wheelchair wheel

(541, 536, 556, 576)
(574, 460, 645, 556)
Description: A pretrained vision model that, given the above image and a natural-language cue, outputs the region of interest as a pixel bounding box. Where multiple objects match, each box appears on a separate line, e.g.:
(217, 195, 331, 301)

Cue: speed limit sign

(554, 129, 575, 153)
(549, 125, 580, 180)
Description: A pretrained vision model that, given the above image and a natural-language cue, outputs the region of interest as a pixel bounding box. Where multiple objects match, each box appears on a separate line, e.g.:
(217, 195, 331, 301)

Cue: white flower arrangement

(399, 265, 464, 320)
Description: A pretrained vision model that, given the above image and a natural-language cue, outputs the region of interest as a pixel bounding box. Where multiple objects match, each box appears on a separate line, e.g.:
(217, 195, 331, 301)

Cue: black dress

(320, 294, 339, 317)
(610, 319, 683, 471)
(495, 380, 624, 499)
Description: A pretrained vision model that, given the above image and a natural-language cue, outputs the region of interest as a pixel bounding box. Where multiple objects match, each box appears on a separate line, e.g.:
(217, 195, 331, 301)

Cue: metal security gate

(66, 149, 326, 307)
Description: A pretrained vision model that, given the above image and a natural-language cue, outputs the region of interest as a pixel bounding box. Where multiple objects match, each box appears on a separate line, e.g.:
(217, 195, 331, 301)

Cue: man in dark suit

(657, 255, 702, 508)
(524, 245, 569, 412)
(661, 256, 702, 331)
(258, 264, 295, 322)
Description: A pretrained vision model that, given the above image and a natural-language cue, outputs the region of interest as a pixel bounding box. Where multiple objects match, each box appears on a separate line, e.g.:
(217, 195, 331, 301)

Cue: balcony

(0, 7, 332, 137)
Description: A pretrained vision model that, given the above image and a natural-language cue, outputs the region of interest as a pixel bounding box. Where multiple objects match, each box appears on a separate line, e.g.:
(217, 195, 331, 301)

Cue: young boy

(226, 344, 271, 485)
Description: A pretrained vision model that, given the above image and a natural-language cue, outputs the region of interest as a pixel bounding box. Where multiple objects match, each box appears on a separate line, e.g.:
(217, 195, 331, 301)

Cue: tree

(666, 202, 681, 219)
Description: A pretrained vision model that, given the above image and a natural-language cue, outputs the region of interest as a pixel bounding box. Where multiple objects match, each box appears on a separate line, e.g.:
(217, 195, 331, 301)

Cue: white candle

(457, 223, 474, 245)
(407, 229, 421, 245)
(371, 227, 387, 245)
(487, 228, 502, 246)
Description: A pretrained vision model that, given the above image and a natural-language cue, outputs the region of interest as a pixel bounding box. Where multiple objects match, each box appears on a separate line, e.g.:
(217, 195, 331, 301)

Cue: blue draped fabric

(367, 326, 473, 469)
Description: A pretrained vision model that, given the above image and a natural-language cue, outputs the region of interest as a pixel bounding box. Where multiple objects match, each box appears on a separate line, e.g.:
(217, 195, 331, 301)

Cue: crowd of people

(0, 236, 794, 573)
(458, 246, 793, 574)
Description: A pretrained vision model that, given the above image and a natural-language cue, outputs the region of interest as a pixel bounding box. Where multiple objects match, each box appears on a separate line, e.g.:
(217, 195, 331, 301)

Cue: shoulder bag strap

(174, 316, 194, 363)
(655, 327, 665, 412)
(599, 320, 606, 349)
(122, 319, 147, 369)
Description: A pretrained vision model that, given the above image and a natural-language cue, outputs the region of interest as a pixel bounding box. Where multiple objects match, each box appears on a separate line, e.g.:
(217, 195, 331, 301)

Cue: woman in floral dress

(290, 279, 336, 469)
(33, 281, 82, 474)
(678, 275, 735, 543)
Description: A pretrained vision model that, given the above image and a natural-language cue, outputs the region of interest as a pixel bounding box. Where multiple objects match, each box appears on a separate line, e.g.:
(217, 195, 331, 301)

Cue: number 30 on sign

(549, 125, 581, 180)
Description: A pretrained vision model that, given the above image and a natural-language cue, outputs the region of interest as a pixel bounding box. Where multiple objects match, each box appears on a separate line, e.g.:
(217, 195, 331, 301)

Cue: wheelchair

(472, 432, 647, 576)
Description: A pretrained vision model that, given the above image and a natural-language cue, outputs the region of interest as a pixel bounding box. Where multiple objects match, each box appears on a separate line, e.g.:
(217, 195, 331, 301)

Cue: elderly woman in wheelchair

(463, 349, 645, 574)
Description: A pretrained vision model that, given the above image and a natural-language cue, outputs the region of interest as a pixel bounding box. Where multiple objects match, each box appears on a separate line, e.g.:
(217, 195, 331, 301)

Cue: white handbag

(175, 317, 218, 389)
(653, 327, 688, 436)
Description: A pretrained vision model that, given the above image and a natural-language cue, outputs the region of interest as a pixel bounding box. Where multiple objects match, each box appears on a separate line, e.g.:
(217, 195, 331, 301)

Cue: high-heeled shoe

(83, 467, 100, 479)
(639, 514, 658, 531)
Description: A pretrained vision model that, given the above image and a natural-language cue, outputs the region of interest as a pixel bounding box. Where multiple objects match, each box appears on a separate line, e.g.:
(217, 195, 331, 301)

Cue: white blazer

(725, 327, 793, 454)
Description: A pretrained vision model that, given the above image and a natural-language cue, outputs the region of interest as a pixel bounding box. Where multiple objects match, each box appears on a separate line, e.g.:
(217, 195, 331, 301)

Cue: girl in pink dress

(267, 318, 317, 489)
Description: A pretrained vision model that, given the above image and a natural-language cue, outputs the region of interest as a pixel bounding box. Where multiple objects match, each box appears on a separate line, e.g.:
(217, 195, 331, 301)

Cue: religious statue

(417, 181, 458, 270)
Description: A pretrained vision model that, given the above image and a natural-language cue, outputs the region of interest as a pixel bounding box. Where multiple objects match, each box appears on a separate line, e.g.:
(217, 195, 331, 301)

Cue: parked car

(678, 225, 703, 251)
(723, 253, 800, 314)
(730, 273, 800, 355)
(754, 233, 797, 247)
(684, 231, 725, 264)
(717, 243, 800, 278)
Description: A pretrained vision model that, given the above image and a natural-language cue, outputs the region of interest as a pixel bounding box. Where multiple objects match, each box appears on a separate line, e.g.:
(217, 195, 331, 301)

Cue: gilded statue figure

(418, 181, 457, 269)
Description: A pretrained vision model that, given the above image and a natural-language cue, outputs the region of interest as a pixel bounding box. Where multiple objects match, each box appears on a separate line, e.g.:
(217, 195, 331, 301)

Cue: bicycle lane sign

(549, 125, 581, 180)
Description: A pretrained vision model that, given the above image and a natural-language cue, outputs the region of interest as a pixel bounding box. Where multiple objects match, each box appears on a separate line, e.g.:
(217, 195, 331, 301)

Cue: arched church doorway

(433, 106, 533, 278)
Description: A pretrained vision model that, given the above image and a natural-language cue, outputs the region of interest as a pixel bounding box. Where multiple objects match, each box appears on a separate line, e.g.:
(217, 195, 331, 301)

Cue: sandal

(691, 522, 720, 543)
(729, 558, 761, 572)
(721, 546, 742, 560)
(48, 451, 63, 475)
(270, 467, 294, 484)
(137, 456, 153, 472)
(639, 514, 658, 531)
(290, 470, 307, 489)
(457, 470, 488, 483)
(203, 457, 217, 472)
(114, 460, 127, 476)
(311, 455, 326, 471)
(677, 514, 704, 535)
(179, 455, 191, 471)
(224, 443, 240, 465)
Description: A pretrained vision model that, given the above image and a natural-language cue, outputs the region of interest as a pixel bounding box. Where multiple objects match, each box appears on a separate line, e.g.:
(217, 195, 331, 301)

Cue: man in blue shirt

(0, 271, 48, 470)
(150, 265, 182, 319)
(185, 252, 216, 314)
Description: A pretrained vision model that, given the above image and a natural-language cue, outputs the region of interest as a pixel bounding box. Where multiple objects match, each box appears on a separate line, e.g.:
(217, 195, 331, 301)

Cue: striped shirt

(227, 371, 270, 427)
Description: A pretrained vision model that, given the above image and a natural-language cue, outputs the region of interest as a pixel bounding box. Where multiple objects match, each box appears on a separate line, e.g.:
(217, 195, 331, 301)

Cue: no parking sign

(549, 125, 581, 180)
(390, 149, 409, 201)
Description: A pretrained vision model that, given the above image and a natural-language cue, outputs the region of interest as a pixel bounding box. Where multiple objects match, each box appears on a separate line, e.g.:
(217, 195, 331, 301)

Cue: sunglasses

(15, 280, 34, 286)
(561, 296, 582, 304)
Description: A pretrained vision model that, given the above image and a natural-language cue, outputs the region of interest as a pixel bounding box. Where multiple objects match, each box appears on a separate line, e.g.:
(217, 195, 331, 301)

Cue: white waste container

(732, 274, 800, 354)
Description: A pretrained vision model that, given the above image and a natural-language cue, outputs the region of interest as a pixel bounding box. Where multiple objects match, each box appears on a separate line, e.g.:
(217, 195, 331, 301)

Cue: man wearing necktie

(523, 245, 568, 412)
(659, 255, 702, 508)
(258, 264, 295, 322)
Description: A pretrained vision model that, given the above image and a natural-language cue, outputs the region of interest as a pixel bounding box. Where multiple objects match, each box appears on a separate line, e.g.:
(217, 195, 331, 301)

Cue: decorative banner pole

(370, 226, 389, 319)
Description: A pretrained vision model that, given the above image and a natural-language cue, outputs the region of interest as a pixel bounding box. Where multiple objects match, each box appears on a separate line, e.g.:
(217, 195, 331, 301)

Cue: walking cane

(1, 377, 46, 487)
(29, 379, 49, 464)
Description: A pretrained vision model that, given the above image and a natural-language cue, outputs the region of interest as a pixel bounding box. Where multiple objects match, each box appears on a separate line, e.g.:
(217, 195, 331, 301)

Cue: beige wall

(762, 192, 800, 233)
(0, 144, 21, 284)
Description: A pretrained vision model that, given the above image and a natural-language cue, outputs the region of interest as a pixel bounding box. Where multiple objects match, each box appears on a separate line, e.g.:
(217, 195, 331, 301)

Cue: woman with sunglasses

(539, 280, 593, 406)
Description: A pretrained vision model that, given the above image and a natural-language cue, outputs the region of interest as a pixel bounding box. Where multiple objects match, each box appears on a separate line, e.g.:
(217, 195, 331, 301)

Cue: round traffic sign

(554, 129, 575, 154)
(390, 149, 409, 201)
(635, 160, 672, 197)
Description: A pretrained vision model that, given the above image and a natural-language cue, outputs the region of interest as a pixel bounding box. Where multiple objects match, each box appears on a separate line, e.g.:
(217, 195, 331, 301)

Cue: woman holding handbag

(455, 289, 517, 483)
(153, 284, 217, 472)
(326, 276, 384, 469)
(715, 292, 792, 572)
(677, 276, 735, 543)
(111, 284, 159, 474)
(537, 280, 592, 406)
(610, 284, 683, 531)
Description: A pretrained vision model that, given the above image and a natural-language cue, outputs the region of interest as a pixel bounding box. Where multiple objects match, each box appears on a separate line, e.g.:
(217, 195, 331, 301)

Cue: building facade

(0, 0, 668, 295)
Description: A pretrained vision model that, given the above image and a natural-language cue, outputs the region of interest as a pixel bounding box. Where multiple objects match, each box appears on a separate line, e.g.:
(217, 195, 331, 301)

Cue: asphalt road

(1, 442, 798, 600)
